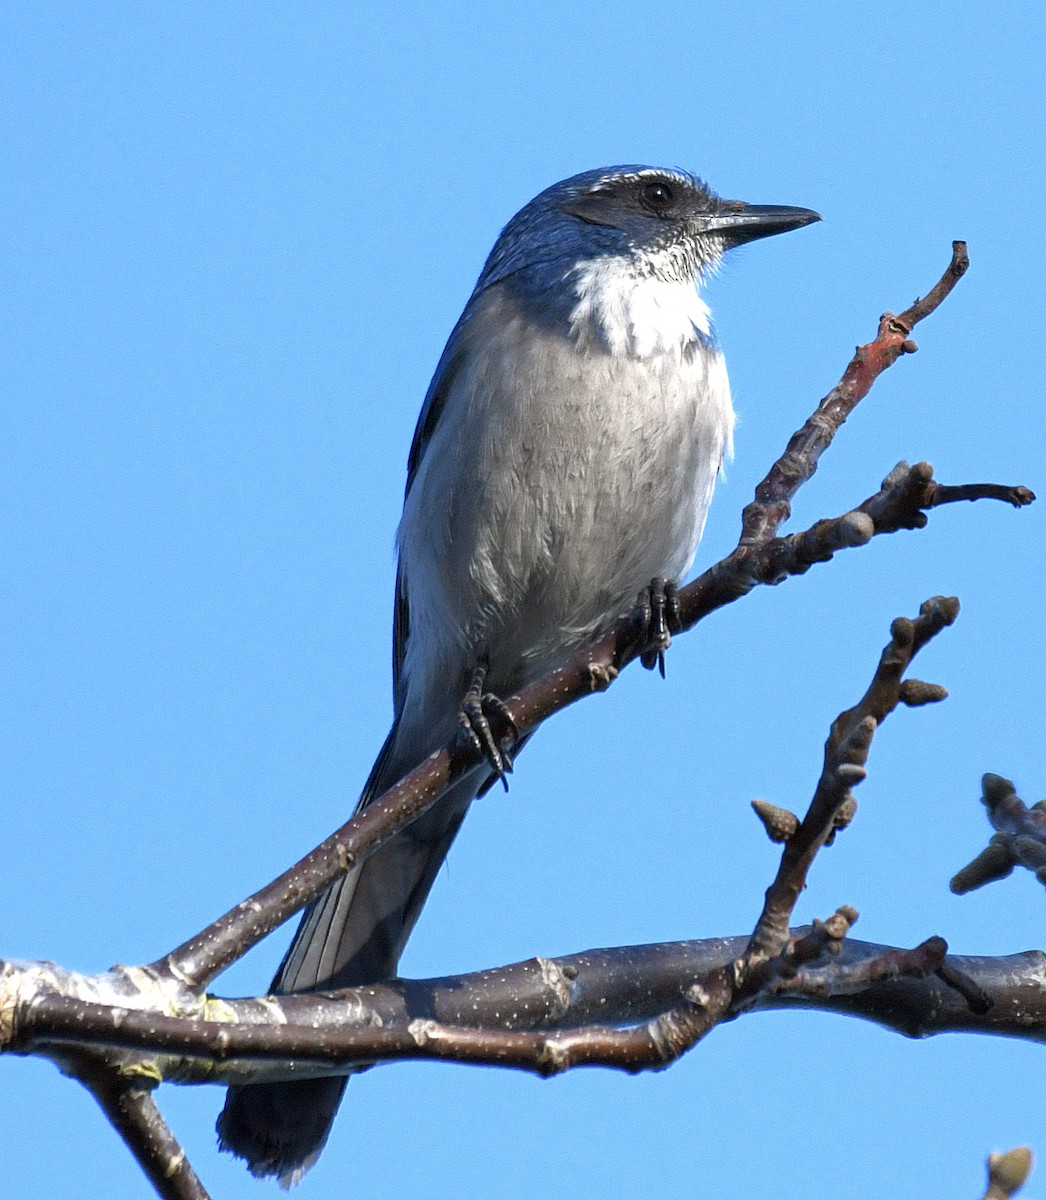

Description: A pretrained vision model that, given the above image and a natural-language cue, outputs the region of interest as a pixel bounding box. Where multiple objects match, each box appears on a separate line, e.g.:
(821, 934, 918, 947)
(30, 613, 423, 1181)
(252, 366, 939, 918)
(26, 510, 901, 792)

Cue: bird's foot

(459, 663, 518, 790)
(635, 577, 681, 678)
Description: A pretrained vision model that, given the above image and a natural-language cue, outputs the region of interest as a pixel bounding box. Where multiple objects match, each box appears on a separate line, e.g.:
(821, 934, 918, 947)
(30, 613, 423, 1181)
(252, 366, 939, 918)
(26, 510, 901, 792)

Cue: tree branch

(737, 240, 969, 546)
(13, 601, 1027, 1092)
(9, 935, 1046, 1088)
(747, 595, 957, 958)
(5, 242, 1036, 1195)
(153, 245, 1033, 996)
(66, 1056, 212, 1200)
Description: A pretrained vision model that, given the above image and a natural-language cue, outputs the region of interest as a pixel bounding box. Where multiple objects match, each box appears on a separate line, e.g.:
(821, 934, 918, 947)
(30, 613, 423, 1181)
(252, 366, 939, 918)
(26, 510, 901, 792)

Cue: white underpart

(569, 254, 712, 358)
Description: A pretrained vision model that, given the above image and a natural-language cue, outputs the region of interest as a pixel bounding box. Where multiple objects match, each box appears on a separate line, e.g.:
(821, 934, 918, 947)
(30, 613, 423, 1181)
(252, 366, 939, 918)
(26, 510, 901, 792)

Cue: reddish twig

(738, 240, 969, 545)
(771, 933, 948, 999)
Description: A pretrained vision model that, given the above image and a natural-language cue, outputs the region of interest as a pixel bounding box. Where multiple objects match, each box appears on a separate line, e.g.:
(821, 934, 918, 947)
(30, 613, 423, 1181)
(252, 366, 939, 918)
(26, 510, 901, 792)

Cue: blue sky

(2, 4, 1045, 1197)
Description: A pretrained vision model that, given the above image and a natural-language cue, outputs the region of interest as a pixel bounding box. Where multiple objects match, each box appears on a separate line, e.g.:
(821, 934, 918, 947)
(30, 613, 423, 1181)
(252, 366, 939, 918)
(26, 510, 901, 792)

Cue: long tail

(217, 717, 485, 1181)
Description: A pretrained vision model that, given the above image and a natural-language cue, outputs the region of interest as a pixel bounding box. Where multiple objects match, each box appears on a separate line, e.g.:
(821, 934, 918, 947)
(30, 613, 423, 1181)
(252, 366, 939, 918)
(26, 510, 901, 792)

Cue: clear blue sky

(2, 4, 1044, 1197)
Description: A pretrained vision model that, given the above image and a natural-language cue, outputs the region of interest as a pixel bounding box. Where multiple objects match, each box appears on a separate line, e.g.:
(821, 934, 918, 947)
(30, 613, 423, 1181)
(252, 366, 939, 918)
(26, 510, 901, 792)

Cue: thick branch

(10, 937, 1046, 1086)
(8, 602, 1024, 1088)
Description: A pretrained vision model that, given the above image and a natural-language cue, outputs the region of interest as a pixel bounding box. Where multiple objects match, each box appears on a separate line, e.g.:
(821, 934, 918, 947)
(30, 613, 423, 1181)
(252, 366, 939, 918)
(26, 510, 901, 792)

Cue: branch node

(1012, 835, 1046, 870)
(823, 905, 858, 941)
(923, 594, 960, 626)
(839, 718, 876, 762)
(889, 615, 915, 645)
(536, 1040, 571, 1076)
(585, 661, 618, 692)
(841, 511, 875, 547)
(823, 795, 858, 846)
(407, 1018, 440, 1048)
(684, 982, 712, 1010)
(834, 762, 868, 787)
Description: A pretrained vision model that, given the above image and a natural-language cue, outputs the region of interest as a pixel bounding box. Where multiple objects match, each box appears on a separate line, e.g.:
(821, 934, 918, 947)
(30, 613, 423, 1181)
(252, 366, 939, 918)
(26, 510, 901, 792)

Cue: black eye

(641, 181, 674, 211)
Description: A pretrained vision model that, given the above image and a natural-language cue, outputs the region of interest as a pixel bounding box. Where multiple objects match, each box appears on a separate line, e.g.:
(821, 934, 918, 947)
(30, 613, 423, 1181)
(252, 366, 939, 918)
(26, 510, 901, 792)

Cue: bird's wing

(404, 308, 474, 499)
(393, 305, 475, 696)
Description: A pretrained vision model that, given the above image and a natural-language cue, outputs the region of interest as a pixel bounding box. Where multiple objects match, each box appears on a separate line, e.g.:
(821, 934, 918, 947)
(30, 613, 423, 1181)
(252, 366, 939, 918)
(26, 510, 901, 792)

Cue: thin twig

(747, 596, 958, 958)
(738, 240, 969, 545)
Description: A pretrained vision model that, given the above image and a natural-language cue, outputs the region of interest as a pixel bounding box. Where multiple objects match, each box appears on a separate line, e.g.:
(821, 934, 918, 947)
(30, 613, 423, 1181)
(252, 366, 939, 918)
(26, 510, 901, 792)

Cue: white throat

(568, 256, 713, 359)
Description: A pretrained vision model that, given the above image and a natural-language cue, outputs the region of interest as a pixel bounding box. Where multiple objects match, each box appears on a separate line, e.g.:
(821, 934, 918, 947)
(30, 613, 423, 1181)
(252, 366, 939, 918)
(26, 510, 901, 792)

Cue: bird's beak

(703, 204, 822, 245)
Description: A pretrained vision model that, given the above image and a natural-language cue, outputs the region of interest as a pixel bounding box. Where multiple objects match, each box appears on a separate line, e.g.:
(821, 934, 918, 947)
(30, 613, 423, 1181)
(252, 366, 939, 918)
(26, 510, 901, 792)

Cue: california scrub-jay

(218, 165, 819, 1181)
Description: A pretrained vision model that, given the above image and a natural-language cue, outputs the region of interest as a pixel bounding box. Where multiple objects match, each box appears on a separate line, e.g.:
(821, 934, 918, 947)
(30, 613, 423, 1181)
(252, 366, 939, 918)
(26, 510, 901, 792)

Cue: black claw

(636, 577, 680, 678)
(459, 665, 518, 789)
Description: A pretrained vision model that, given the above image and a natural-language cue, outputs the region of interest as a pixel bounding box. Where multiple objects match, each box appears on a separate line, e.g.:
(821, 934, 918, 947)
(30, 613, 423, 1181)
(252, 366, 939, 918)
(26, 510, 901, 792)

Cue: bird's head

(478, 165, 820, 292)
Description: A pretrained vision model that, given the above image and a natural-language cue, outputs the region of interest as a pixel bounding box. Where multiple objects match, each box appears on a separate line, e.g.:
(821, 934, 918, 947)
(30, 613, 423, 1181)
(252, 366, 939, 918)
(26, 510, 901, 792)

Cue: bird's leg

(458, 661, 518, 790)
(636, 576, 681, 678)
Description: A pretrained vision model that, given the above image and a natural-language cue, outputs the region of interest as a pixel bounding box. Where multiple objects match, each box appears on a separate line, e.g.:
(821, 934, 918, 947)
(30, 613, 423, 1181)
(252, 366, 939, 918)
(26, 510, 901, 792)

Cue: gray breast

(396, 282, 733, 701)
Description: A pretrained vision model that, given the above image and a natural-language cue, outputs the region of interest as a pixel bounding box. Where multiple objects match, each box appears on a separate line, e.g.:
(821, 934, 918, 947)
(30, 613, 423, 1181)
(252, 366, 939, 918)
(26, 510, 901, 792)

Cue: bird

(217, 165, 820, 1182)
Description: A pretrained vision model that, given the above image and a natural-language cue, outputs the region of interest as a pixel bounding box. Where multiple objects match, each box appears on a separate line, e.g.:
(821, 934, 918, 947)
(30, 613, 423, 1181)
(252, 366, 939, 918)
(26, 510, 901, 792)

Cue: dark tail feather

(217, 1077, 348, 1184)
(217, 719, 483, 1181)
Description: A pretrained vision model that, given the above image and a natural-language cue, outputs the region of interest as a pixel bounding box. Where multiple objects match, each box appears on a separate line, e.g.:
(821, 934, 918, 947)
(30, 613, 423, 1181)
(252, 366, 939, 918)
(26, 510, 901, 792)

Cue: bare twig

(738, 240, 969, 546)
(747, 596, 957, 958)
(772, 933, 948, 1000)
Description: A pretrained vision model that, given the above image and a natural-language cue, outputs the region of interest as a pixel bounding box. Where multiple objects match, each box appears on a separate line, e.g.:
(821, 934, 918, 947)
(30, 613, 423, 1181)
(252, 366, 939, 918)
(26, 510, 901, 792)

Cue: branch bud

(751, 799, 799, 843)
(899, 679, 948, 706)
(986, 1147, 1033, 1198)
(950, 841, 1015, 894)
(982, 773, 1017, 809)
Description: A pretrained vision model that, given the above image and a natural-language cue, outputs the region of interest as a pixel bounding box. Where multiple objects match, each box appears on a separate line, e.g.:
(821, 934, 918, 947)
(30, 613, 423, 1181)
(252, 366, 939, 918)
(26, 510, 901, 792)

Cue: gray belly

(396, 292, 733, 706)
